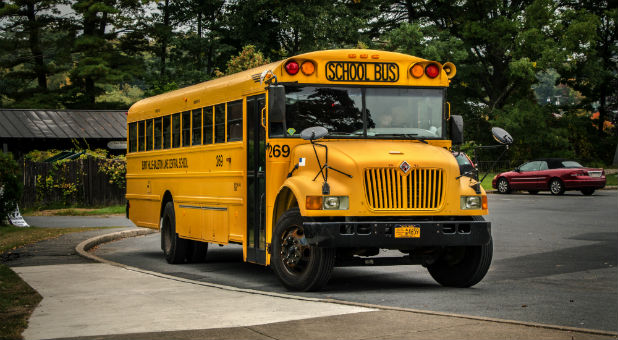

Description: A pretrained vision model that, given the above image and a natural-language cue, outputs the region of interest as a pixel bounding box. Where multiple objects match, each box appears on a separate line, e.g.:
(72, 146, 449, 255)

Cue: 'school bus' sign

(325, 61, 399, 82)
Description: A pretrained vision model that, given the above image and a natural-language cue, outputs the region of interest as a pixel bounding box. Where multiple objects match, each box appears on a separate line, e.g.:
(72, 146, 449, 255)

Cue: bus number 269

(269, 145, 290, 158)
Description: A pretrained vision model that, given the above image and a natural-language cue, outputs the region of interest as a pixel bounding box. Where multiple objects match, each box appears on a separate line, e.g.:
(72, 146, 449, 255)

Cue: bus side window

(146, 119, 153, 151)
(215, 104, 225, 143)
(182, 110, 190, 147)
(172, 113, 181, 148)
(203, 106, 213, 144)
(128, 122, 137, 153)
(163, 115, 171, 149)
(138, 120, 145, 151)
(154, 117, 162, 150)
(192, 108, 202, 145)
(227, 100, 243, 142)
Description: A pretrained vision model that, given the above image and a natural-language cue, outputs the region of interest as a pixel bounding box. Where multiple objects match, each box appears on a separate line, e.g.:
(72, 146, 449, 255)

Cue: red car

(492, 158, 606, 195)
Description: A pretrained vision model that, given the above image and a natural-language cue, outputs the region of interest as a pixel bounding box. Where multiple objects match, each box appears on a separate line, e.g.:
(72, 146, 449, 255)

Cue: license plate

(394, 225, 421, 238)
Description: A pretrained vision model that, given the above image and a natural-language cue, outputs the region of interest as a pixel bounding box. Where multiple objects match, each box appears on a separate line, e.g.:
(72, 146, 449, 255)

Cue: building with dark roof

(0, 109, 127, 157)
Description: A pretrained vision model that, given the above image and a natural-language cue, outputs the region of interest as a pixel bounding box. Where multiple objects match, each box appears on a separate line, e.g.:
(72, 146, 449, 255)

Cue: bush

(0, 153, 23, 223)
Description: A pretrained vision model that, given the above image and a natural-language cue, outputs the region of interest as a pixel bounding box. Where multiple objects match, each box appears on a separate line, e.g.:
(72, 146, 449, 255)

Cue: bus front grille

(364, 168, 444, 210)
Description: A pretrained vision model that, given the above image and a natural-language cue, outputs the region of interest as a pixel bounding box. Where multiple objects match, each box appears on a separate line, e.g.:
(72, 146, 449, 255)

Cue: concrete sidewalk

(10, 229, 618, 340)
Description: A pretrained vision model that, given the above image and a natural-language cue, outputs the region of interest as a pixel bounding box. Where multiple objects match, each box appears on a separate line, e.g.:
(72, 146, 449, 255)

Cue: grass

(0, 264, 41, 340)
(0, 226, 115, 253)
(476, 172, 497, 191)
(23, 205, 125, 217)
(0, 225, 116, 339)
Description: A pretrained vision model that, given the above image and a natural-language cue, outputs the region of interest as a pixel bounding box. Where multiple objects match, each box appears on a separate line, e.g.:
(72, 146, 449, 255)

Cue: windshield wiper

(375, 133, 428, 144)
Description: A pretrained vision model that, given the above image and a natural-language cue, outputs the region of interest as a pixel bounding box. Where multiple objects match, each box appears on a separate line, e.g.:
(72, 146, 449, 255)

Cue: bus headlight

(460, 196, 483, 210)
(323, 196, 349, 210)
(306, 196, 349, 210)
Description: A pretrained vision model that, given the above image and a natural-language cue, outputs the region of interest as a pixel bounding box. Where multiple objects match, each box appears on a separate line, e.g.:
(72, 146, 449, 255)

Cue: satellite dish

(492, 127, 513, 145)
(300, 126, 329, 141)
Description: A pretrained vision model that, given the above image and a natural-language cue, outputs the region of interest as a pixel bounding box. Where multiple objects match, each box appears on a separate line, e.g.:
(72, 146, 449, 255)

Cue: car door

(510, 161, 542, 190)
(533, 161, 551, 189)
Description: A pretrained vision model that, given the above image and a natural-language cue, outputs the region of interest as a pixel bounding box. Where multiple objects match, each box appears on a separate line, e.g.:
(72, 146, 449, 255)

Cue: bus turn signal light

(306, 196, 323, 210)
(285, 61, 299, 75)
(301, 61, 315, 75)
(425, 64, 440, 78)
(410, 64, 424, 78)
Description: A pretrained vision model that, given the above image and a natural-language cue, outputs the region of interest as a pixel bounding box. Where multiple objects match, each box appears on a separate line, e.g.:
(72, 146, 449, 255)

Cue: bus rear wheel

(271, 208, 335, 291)
(427, 220, 492, 287)
(161, 202, 189, 264)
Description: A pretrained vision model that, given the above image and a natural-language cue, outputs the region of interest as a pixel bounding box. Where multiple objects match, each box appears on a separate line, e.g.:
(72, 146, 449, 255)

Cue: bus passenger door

(246, 94, 266, 264)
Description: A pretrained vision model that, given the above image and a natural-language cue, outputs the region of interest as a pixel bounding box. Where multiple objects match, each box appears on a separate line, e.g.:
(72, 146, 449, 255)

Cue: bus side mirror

(268, 85, 285, 123)
(450, 115, 464, 145)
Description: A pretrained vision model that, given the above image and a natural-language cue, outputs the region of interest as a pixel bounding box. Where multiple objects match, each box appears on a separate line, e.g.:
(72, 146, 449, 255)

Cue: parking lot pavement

(14, 260, 617, 340)
(5, 228, 616, 340)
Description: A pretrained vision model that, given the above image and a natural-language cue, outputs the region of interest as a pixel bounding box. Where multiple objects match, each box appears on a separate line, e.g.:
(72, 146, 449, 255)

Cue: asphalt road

(94, 190, 618, 332)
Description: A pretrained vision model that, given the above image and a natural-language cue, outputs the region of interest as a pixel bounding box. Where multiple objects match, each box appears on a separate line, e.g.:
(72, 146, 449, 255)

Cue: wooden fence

(21, 158, 125, 208)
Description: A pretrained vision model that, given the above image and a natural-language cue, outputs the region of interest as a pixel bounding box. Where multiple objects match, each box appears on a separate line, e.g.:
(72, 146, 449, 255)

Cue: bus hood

(292, 140, 458, 174)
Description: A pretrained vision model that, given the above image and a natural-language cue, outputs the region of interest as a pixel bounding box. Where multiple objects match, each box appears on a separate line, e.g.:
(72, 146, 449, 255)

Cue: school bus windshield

(274, 86, 445, 139)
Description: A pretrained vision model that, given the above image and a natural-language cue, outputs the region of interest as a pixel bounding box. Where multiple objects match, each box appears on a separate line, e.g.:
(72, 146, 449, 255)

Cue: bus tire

(271, 207, 335, 291)
(427, 218, 492, 288)
(188, 240, 208, 263)
(161, 202, 189, 264)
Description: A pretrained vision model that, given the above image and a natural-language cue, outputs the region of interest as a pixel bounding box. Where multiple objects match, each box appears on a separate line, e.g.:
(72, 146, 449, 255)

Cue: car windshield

(454, 153, 472, 167)
(271, 86, 445, 139)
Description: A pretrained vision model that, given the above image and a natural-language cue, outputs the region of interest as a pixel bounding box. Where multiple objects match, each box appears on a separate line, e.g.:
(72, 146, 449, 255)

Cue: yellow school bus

(126, 49, 500, 291)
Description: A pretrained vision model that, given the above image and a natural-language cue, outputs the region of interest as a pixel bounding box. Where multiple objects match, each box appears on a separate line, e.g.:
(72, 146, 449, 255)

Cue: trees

(64, 0, 145, 108)
(0, 0, 614, 164)
(0, 0, 71, 108)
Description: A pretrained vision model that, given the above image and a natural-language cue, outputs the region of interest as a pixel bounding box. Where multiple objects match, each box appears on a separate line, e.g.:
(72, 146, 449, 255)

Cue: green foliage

(0, 153, 23, 223)
(34, 160, 82, 205)
(27, 150, 126, 208)
(215, 45, 271, 77)
(491, 99, 573, 161)
(96, 156, 126, 190)
(1, 0, 616, 166)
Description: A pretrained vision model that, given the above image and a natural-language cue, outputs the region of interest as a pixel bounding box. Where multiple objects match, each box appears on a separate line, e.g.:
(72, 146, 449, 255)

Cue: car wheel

(161, 201, 189, 264)
(427, 217, 493, 288)
(549, 178, 565, 195)
(581, 189, 595, 196)
(528, 190, 539, 195)
(271, 207, 335, 291)
(497, 178, 511, 194)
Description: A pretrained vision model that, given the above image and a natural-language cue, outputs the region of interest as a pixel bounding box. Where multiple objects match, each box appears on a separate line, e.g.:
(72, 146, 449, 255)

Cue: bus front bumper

(301, 219, 491, 248)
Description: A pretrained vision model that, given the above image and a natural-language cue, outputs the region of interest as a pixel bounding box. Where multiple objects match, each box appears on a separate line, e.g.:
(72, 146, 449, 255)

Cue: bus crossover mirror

(268, 85, 285, 123)
(450, 115, 464, 145)
(300, 126, 329, 141)
(491, 127, 513, 145)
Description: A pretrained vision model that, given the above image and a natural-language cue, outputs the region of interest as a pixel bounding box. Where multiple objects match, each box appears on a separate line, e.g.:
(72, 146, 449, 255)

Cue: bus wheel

(161, 202, 189, 264)
(271, 208, 335, 291)
(427, 224, 492, 287)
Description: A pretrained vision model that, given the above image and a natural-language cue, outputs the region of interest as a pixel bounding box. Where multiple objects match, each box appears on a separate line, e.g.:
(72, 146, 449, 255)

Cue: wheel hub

(281, 228, 309, 268)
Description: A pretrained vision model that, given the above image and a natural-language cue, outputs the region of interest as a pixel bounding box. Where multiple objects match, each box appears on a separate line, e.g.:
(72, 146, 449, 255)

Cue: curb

(76, 228, 157, 265)
(76, 230, 618, 338)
